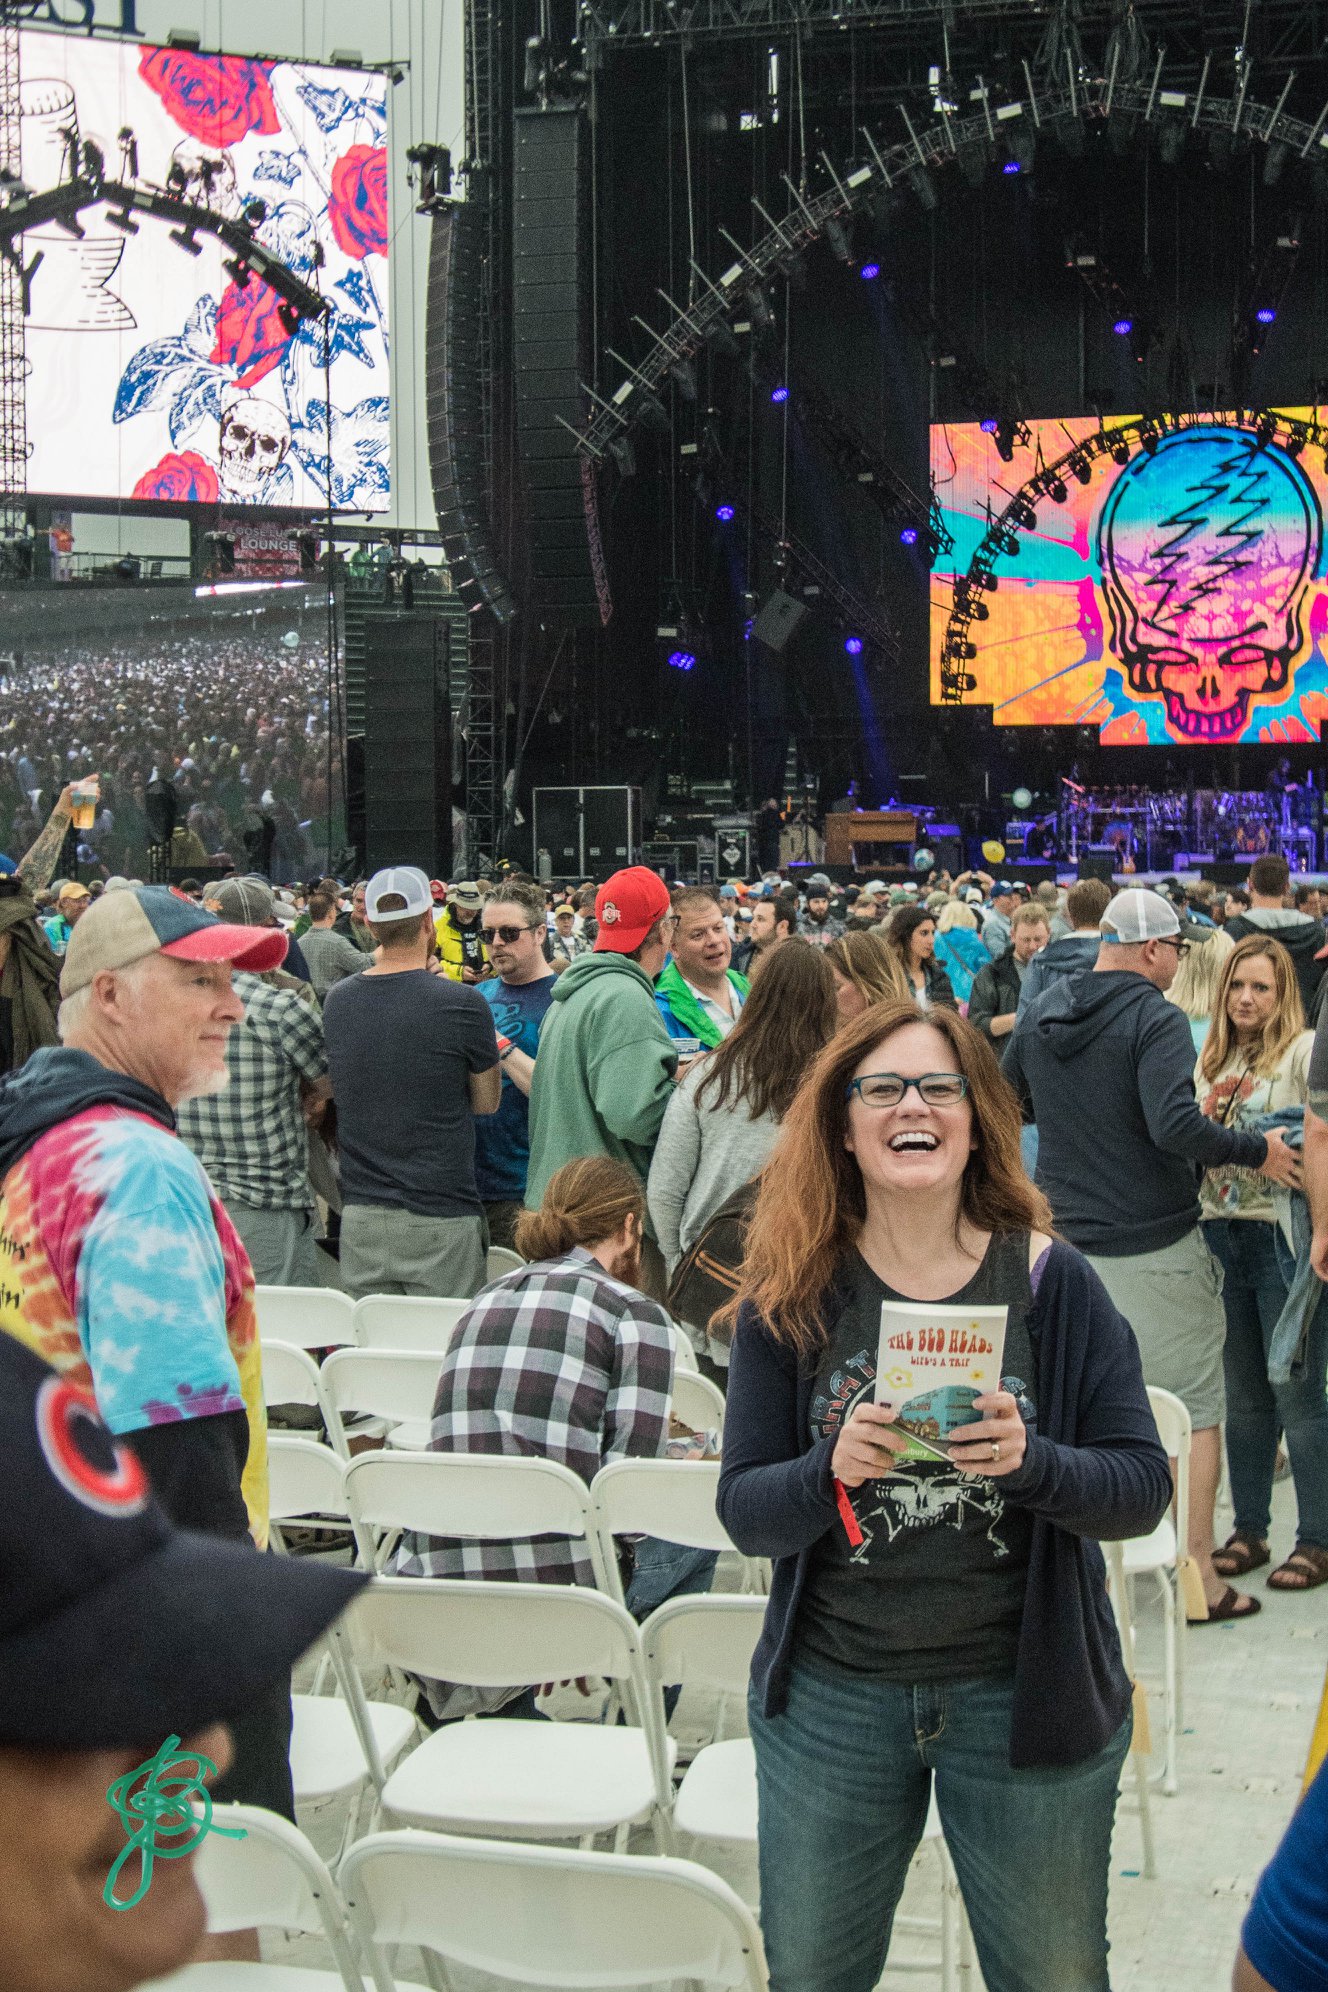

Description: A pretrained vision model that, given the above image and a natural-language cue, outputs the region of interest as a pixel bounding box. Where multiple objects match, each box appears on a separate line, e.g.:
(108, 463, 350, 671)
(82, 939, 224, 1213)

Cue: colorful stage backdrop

(19, 34, 389, 511)
(931, 413, 1328, 745)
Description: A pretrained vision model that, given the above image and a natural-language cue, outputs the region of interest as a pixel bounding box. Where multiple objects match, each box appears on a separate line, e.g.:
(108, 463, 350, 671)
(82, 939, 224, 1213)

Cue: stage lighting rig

(406, 143, 453, 214)
(1235, 224, 1301, 368)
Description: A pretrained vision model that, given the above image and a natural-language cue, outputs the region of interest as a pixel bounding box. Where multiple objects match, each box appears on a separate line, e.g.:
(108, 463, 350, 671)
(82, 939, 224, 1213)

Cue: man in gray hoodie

(1006, 887, 1300, 1622)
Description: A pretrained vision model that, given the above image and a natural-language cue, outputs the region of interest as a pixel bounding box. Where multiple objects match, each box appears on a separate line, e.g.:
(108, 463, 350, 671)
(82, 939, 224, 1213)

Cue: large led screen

(19, 35, 389, 510)
(931, 413, 1328, 745)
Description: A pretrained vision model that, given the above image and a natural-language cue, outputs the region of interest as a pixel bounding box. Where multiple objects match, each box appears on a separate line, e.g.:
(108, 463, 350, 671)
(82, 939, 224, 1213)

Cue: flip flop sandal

(1189, 1584, 1262, 1626)
(1212, 1533, 1271, 1577)
(1267, 1544, 1328, 1592)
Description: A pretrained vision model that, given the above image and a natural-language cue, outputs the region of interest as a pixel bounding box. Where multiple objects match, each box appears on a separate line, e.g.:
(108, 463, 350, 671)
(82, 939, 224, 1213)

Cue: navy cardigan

(716, 1239, 1172, 1769)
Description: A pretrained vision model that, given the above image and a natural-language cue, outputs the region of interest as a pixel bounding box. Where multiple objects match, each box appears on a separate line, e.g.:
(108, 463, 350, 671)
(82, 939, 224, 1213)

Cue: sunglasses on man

(481, 921, 539, 944)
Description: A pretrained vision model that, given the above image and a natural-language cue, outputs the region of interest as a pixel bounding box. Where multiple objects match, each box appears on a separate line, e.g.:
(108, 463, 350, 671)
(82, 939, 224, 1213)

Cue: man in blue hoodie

(1006, 887, 1301, 1623)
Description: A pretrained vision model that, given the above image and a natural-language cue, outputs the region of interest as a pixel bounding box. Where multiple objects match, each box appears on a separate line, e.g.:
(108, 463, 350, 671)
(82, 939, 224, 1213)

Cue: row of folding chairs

(151, 1808, 768, 1992)
(262, 1335, 724, 1462)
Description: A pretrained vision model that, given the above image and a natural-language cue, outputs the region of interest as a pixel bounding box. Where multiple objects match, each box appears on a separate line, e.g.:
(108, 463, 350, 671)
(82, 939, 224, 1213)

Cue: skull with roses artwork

(17, 32, 390, 511)
(931, 411, 1328, 745)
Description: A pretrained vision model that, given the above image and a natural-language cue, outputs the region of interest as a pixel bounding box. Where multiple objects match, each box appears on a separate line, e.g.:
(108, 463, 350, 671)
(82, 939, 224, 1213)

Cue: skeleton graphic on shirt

(812, 1352, 1034, 1564)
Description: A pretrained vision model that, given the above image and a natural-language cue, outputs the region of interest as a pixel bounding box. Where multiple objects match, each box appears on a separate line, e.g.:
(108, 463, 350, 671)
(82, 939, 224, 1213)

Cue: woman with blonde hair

(825, 928, 911, 1022)
(1166, 924, 1235, 1052)
(717, 1001, 1169, 1992)
(1197, 935, 1328, 1596)
(933, 897, 993, 1009)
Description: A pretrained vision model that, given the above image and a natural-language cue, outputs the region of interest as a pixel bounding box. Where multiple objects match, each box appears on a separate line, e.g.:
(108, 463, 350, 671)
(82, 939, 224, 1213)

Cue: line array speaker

(361, 615, 453, 880)
(513, 108, 602, 625)
(425, 201, 516, 624)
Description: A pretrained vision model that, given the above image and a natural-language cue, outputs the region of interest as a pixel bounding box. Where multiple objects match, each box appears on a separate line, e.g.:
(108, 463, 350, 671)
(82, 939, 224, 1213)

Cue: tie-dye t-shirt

(0, 1104, 268, 1546)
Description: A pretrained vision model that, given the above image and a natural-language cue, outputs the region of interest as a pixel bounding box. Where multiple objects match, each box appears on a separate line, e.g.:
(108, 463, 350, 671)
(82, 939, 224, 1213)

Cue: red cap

(593, 866, 673, 954)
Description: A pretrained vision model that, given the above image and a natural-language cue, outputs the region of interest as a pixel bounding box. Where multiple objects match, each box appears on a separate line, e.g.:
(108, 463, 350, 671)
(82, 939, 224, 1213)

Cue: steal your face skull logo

(219, 397, 291, 498)
(1095, 424, 1323, 742)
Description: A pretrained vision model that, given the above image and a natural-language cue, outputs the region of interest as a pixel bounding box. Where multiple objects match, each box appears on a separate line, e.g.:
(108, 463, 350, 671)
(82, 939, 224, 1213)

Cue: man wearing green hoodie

(655, 886, 749, 1048)
(525, 867, 678, 1293)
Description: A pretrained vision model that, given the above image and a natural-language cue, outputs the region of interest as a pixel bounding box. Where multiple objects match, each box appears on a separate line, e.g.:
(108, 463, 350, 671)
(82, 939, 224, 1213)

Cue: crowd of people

(0, 628, 342, 883)
(5, 835, 1328, 1992)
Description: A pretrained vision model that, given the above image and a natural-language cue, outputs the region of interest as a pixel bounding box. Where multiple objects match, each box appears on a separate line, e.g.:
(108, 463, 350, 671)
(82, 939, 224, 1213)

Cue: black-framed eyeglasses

(846, 1071, 970, 1109)
(1156, 937, 1191, 959)
(481, 923, 539, 944)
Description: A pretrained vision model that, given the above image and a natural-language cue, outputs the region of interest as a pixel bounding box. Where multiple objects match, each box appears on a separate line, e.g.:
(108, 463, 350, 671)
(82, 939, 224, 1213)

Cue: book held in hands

(874, 1301, 1009, 1464)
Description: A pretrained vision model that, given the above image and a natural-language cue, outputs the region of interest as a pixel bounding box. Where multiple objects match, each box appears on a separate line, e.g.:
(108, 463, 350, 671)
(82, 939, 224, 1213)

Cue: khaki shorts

(1085, 1226, 1226, 1430)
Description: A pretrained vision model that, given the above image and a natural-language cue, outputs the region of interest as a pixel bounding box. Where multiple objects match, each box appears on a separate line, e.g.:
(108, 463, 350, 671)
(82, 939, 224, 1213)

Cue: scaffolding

(0, 10, 26, 544)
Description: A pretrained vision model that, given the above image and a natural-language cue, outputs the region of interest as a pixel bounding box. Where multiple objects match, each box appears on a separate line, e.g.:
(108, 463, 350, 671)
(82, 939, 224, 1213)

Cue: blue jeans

(750, 1661, 1130, 1992)
(1205, 1217, 1328, 1548)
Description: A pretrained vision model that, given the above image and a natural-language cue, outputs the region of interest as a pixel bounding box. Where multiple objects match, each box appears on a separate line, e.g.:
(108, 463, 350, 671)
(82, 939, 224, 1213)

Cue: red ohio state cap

(593, 867, 673, 954)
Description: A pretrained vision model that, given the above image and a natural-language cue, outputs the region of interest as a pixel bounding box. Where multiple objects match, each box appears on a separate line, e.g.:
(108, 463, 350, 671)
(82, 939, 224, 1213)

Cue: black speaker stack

(360, 618, 453, 880)
(512, 108, 600, 625)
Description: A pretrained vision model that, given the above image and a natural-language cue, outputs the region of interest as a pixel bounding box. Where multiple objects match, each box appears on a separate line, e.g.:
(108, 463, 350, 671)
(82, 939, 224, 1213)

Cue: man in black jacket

(1225, 852, 1326, 1015)
(968, 902, 1049, 1058)
(1006, 887, 1300, 1622)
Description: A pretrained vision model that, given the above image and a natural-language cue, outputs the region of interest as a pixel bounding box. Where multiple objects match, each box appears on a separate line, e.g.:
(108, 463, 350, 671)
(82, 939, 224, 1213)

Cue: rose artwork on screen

(931, 411, 1328, 745)
(18, 34, 390, 511)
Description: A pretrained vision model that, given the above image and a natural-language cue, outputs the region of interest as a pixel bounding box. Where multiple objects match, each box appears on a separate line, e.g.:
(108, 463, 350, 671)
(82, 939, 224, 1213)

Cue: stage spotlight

(1158, 121, 1186, 166)
(844, 636, 864, 655)
(1113, 318, 1133, 337)
(608, 432, 637, 476)
(703, 318, 742, 360)
(1286, 424, 1307, 460)
(667, 649, 697, 672)
(1255, 412, 1278, 450)
(973, 567, 998, 592)
(970, 599, 990, 621)
(958, 141, 990, 188)
(770, 385, 789, 403)
(1047, 476, 1068, 504)
(1002, 162, 1021, 176)
(667, 356, 698, 400)
(746, 283, 775, 330)
(715, 503, 736, 522)
(1256, 306, 1277, 325)
(908, 166, 939, 212)
(994, 418, 1019, 463)
(899, 526, 919, 546)
(1007, 131, 1036, 175)
(1011, 498, 1037, 530)
(636, 388, 672, 434)
(1111, 436, 1131, 465)
(980, 418, 998, 435)
(1264, 142, 1288, 189)
(860, 262, 881, 281)
(1070, 454, 1092, 486)
(823, 217, 853, 264)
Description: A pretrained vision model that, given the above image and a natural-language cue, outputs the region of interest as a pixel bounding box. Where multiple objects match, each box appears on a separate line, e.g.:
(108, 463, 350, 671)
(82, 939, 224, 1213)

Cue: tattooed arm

(17, 786, 75, 892)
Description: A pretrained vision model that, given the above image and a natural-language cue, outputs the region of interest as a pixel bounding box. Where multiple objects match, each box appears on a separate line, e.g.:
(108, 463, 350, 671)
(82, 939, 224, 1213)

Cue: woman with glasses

(1197, 936, 1328, 1596)
(885, 901, 957, 1011)
(717, 1002, 1170, 1992)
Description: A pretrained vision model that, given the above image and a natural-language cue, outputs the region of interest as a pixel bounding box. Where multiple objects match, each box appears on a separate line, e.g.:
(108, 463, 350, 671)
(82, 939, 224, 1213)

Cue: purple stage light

(980, 418, 998, 434)
(667, 649, 697, 672)
(859, 262, 881, 281)
(1256, 307, 1277, 325)
(1112, 318, 1133, 336)
(844, 636, 864, 656)
(1002, 161, 1021, 175)
(900, 526, 919, 546)
(770, 386, 789, 403)
(715, 504, 736, 522)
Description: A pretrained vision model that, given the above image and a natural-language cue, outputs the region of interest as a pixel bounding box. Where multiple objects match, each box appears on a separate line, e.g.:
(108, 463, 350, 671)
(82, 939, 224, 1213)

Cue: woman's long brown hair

(825, 928, 912, 1008)
(1198, 933, 1306, 1083)
(695, 938, 838, 1121)
(725, 1001, 1053, 1359)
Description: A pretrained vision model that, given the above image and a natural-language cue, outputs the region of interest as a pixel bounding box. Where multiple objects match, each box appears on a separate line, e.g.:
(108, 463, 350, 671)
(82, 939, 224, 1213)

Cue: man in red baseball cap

(525, 866, 679, 1294)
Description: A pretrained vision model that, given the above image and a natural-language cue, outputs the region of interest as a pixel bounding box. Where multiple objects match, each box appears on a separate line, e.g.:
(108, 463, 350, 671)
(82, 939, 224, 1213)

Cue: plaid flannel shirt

(177, 971, 328, 1210)
(393, 1246, 676, 1586)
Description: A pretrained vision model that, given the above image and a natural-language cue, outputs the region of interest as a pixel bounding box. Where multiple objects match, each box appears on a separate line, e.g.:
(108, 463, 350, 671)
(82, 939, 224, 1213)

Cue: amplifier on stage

(713, 824, 751, 881)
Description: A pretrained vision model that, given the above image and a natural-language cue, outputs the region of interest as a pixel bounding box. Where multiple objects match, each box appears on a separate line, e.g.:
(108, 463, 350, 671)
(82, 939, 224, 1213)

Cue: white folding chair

(673, 1322, 701, 1371)
(255, 1284, 357, 1351)
(329, 1577, 676, 1850)
(642, 1594, 765, 1846)
(486, 1244, 525, 1280)
(320, 1347, 444, 1458)
(593, 1456, 761, 1603)
(673, 1367, 726, 1436)
(1107, 1538, 1159, 1881)
(343, 1448, 614, 1592)
(141, 1802, 424, 1992)
(260, 1342, 347, 1461)
(353, 1295, 469, 1354)
(1120, 1385, 1193, 1796)
(341, 1828, 768, 1991)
